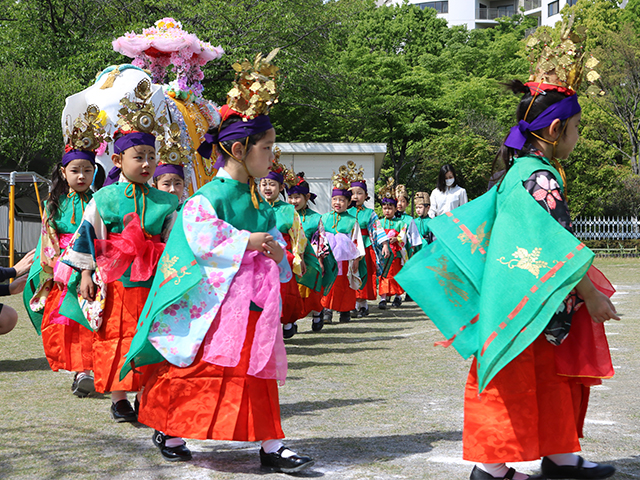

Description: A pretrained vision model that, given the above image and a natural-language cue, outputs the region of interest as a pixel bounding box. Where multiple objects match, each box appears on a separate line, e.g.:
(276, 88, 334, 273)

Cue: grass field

(0, 258, 638, 479)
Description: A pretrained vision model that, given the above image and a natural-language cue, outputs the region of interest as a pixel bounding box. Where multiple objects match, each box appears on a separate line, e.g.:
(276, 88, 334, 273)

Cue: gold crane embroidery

(497, 247, 549, 278)
(458, 221, 491, 254)
(160, 253, 191, 285)
(426, 255, 469, 307)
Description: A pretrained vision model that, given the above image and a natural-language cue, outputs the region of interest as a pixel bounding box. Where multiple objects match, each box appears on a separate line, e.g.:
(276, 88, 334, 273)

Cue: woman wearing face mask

(428, 164, 468, 218)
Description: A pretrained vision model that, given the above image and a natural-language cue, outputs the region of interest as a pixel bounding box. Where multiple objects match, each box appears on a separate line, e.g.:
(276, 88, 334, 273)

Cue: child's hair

(492, 80, 569, 180)
(437, 164, 461, 192)
(295, 172, 310, 192)
(215, 116, 270, 162)
(93, 163, 105, 190)
(46, 163, 69, 229)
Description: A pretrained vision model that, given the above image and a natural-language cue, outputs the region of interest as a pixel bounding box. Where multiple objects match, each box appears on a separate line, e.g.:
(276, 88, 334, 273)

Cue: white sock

(165, 437, 186, 448)
(283, 323, 294, 330)
(546, 453, 597, 468)
(261, 439, 283, 453)
(111, 391, 127, 403)
(480, 463, 530, 480)
(380, 295, 387, 301)
(311, 310, 321, 317)
(355, 299, 367, 309)
(312, 316, 322, 323)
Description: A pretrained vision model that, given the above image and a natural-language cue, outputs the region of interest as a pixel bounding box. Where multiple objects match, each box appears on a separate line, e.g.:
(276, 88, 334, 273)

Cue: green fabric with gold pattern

(396, 155, 594, 391)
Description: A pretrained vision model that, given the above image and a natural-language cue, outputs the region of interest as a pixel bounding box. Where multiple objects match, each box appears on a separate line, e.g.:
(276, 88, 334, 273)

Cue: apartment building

(382, 0, 579, 29)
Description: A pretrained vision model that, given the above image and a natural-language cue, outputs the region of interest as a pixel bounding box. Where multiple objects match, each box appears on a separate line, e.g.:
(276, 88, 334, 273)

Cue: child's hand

(389, 237, 398, 244)
(247, 232, 273, 252)
(263, 239, 284, 264)
(584, 289, 620, 323)
(382, 243, 391, 258)
(80, 270, 96, 301)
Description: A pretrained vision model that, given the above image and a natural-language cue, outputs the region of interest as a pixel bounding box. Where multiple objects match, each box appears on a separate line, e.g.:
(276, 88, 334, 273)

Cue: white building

(277, 143, 387, 214)
(382, 0, 580, 29)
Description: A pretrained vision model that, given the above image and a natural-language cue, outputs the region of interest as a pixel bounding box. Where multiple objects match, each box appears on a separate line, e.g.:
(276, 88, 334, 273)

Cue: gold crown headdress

(346, 161, 365, 185)
(526, 17, 602, 96)
(117, 79, 167, 135)
(379, 177, 397, 202)
(157, 123, 194, 166)
(414, 192, 430, 206)
(395, 184, 408, 201)
(270, 146, 296, 187)
(64, 105, 112, 151)
(332, 164, 351, 191)
(227, 49, 280, 120)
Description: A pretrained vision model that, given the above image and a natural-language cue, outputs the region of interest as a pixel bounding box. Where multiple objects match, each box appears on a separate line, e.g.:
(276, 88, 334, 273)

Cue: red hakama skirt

(41, 285, 93, 372)
(356, 245, 378, 301)
(321, 261, 357, 312)
(92, 281, 153, 393)
(463, 336, 587, 463)
(138, 310, 284, 441)
(378, 257, 404, 296)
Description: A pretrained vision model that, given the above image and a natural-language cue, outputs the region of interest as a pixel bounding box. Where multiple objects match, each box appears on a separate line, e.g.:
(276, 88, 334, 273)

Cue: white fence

(573, 216, 640, 240)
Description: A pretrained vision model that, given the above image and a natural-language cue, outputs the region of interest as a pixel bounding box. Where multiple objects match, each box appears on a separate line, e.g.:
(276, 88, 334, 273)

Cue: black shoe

(350, 309, 361, 318)
(359, 307, 369, 317)
(152, 430, 192, 462)
(321, 309, 333, 324)
(541, 456, 615, 479)
(260, 446, 314, 473)
(110, 399, 137, 423)
(283, 323, 297, 339)
(378, 300, 387, 310)
(392, 296, 403, 307)
(339, 311, 351, 323)
(470, 466, 546, 479)
(71, 373, 95, 398)
(311, 317, 324, 332)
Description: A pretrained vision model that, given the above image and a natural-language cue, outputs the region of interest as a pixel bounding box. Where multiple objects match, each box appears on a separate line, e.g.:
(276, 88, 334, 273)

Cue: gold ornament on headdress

(270, 146, 296, 188)
(117, 79, 168, 135)
(228, 49, 280, 120)
(395, 183, 408, 201)
(414, 192, 430, 206)
(346, 161, 365, 185)
(64, 105, 112, 151)
(379, 177, 397, 201)
(331, 165, 352, 191)
(157, 123, 194, 166)
(526, 17, 603, 96)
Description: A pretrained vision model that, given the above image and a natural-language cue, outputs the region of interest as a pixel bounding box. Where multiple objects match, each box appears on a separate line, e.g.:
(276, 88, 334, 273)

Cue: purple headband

(113, 131, 156, 154)
(62, 149, 96, 167)
(350, 180, 367, 192)
(197, 114, 274, 160)
(286, 184, 317, 203)
(505, 94, 581, 151)
(265, 170, 284, 185)
(154, 163, 184, 179)
(381, 197, 397, 205)
(332, 188, 352, 198)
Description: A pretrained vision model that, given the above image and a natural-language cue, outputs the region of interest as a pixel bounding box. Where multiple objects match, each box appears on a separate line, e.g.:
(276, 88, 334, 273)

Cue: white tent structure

(277, 143, 387, 214)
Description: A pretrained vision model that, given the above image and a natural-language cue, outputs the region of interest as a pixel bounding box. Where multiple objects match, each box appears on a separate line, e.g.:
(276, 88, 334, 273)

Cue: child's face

(62, 159, 95, 194)
(113, 145, 156, 184)
(554, 112, 581, 159)
(382, 203, 397, 219)
(397, 196, 407, 212)
(351, 186, 366, 206)
(243, 128, 276, 178)
(331, 195, 349, 213)
(154, 173, 184, 200)
(259, 178, 282, 202)
(415, 204, 427, 217)
(288, 192, 308, 211)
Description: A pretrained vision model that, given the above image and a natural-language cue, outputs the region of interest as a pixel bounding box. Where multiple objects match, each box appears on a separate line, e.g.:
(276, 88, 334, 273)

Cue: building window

(496, 4, 515, 17)
(548, 0, 559, 16)
(417, 1, 449, 13)
(566, 0, 578, 5)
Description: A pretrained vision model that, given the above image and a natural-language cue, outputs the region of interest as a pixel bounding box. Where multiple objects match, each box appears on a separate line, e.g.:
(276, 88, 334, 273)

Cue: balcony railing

(476, 7, 515, 19)
(522, 0, 541, 10)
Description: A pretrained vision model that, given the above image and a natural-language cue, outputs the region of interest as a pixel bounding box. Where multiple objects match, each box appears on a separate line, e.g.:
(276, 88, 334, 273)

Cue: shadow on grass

(280, 397, 383, 419)
(285, 345, 390, 356)
(285, 333, 407, 347)
(190, 430, 462, 476)
(292, 325, 410, 337)
(287, 360, 355, 371)
(0, 356, 50, 372)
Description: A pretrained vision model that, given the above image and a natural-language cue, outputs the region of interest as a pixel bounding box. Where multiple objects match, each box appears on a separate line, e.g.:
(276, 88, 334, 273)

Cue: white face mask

(445, 178, 455, 187)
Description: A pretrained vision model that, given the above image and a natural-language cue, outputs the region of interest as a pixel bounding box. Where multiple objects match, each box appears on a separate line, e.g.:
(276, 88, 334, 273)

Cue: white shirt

(428, 185, 468, 218)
